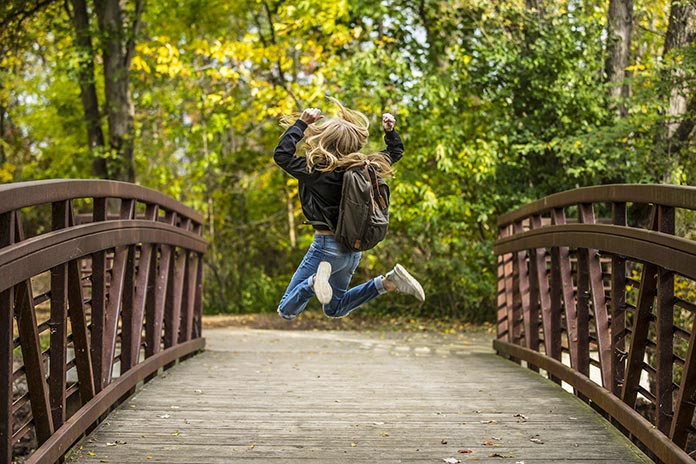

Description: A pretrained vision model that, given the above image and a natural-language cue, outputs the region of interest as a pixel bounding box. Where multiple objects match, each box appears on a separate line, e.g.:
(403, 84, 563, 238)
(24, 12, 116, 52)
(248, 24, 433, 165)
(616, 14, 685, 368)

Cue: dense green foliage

(1, 0, 695, 321)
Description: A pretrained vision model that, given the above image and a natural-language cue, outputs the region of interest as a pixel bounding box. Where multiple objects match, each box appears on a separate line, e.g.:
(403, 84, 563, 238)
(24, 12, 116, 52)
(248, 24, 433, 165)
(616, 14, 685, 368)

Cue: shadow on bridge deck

(66, 329, 651, 463)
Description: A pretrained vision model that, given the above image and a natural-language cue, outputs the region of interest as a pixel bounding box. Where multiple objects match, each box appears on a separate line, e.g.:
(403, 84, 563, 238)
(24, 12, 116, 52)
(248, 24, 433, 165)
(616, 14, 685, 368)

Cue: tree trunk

(94, 0, 143, 183)
(660, 0, 696, 182)
(70, 0, 108, 178)
(605, 0, 633, 118)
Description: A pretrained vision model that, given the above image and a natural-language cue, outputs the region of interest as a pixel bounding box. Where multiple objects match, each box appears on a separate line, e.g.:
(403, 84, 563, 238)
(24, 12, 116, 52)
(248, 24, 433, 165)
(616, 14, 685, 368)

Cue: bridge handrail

(495, 183, 696, 464)
(0, 179, 203, 224)
(497, 183, 696, 226)
(0, 179, 207, 464)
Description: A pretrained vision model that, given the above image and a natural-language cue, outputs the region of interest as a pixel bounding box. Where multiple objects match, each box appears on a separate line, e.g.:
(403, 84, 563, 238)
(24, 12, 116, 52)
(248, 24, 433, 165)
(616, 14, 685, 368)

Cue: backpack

(314, 162, 390, 251)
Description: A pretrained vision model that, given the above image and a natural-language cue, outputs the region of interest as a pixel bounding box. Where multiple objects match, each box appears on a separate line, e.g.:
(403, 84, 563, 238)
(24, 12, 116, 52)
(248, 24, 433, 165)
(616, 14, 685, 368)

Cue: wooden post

(655, 205, 675, 434)
(611, 202, 627, 396)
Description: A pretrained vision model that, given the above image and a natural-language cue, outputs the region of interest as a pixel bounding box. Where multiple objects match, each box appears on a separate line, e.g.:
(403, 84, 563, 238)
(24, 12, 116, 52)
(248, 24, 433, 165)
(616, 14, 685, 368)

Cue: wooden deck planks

(66, 329, 652, 463)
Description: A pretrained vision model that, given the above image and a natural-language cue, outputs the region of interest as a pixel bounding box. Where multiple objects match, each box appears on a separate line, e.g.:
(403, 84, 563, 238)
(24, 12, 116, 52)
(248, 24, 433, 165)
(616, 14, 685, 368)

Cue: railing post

(0, 211, 15, 464)
(655, 205, 675, 434)
(49, 200, 70, 429)
(611, 202, 627, 396)
(91, 198, 107, 393)
(576, 225, 591, 380)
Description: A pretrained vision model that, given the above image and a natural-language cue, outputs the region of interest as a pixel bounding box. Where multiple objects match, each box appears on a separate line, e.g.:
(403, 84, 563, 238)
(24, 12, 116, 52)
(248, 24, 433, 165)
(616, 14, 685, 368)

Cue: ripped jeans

(277, 234, 386, 320)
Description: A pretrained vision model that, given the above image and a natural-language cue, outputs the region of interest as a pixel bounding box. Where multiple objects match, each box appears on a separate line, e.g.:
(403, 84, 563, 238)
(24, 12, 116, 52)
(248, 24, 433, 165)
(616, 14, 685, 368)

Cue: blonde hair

(281, 97, 394, 177)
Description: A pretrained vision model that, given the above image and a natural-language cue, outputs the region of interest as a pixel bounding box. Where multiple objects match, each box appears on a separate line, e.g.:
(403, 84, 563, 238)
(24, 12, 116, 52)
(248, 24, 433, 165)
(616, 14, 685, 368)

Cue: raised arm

(273, 108, 324, 180)
(382, 112, 404, 164)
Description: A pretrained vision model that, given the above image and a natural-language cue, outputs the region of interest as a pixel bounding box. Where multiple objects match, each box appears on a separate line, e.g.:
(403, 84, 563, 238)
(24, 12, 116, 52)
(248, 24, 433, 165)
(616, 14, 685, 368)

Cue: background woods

(1, 0, 695, 320)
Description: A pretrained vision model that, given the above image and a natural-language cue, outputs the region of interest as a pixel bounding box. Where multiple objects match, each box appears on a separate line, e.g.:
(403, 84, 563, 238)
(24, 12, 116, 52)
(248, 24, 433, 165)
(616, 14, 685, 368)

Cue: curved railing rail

(0, 180, 207, 464)
(494, 184, 696, 464)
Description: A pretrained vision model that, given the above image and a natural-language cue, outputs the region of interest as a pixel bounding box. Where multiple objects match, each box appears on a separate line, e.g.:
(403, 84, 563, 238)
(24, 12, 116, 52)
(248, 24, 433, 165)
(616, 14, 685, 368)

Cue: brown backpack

(333, 162, 390, 251)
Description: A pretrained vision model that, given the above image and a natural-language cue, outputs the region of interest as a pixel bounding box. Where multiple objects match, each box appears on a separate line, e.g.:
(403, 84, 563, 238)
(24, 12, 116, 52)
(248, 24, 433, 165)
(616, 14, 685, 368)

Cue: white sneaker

(313, 261, 333, 305)
(384, 264, 425, 302)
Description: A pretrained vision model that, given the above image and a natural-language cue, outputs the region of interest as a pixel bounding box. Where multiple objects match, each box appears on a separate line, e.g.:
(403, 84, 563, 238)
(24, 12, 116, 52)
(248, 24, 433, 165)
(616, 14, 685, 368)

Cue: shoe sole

(314, 261, 333, 305)
(394, 264, 425, 302)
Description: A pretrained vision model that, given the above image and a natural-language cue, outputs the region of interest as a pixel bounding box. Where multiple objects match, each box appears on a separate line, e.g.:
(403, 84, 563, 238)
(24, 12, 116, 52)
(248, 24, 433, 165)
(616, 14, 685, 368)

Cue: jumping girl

(274, 98, 425, 321)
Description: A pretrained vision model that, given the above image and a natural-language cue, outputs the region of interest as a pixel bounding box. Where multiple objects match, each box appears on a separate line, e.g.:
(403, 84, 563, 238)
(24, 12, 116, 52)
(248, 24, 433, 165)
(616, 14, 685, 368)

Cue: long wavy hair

(280, 97, 394, 177)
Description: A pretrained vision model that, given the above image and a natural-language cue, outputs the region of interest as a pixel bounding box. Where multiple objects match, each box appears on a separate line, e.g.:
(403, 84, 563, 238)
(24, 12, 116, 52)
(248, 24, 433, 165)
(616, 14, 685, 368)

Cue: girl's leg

(322, 253, 388, 319)
(277, 241, 324, 320)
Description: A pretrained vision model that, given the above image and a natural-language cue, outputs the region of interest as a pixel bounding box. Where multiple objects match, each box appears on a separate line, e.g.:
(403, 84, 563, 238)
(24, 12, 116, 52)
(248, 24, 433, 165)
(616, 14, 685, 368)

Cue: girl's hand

(300, 108, 323, 124)
(382, 113, 396, 132)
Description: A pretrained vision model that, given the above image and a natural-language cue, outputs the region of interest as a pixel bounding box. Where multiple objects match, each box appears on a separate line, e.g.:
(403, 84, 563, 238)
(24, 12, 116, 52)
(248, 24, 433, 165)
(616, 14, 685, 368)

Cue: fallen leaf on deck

(457, 449, 473, 453)
(530, 437, 544, 444)
(480, 420, 498, 424)
(490, 452, 514, 458)
(482, 440, 501, 446)
(442, 458, 461, 464)
(158, 414, 170, 419)
(87, 452, 96, 456)
(513, 413, 528, 422)
(351, 442, 358, 447)
(441, 439, 448, 444)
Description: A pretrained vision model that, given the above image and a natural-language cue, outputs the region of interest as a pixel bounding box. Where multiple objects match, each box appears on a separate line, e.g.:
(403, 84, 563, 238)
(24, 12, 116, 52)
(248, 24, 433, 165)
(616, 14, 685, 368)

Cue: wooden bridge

(1, 180, 695, 463)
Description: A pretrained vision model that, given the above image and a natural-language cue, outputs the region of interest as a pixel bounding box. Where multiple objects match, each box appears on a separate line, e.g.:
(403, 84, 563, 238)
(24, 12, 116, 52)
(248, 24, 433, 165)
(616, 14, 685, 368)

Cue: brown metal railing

(495, 184, 696, 464)
(0, 179, 207, 464)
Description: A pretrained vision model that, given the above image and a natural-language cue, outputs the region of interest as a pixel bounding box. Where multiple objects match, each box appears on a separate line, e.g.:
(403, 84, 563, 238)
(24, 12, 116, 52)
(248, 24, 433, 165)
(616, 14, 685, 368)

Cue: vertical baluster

(531, 215, 559, 381)
(611, 202, 627, 396)
(181, 245, 200, 343)
(622, 207, 659, 408)
(49, 201, 70, 429)
(551, 208, 580, 371)
(511, 246, 522, 351)
(497, 226, 510, 341)
(165, 220, 191, 349)
(118, 245, 136, 377)
(579, 203, 612, 387)
(515, 221, 539, 360)
(576, 240, 591, 379)
(91, 198, 107, 392)
(655, 205, 675, 434)
(670, 315, 696, 449)
(124, 204, 158, 370)
(548, 216, 563, 385)
(0, 211, 15, 464)
(102, 199, 136, 386)
(147, 212, 176, 357)
(14, 211, 54, 444)
(193, 253, 204, 339)
(503, 224, 516, 345)
(67, 257, 95, 405)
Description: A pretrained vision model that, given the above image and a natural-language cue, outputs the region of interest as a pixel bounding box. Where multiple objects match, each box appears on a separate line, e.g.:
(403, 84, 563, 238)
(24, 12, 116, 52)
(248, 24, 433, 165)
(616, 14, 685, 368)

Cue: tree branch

(124, 0, 145, 69)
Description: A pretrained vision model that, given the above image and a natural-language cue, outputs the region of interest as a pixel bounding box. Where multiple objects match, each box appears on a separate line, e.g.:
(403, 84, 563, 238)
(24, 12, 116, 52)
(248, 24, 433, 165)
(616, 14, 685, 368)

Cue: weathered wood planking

(66, 329, 652, 463)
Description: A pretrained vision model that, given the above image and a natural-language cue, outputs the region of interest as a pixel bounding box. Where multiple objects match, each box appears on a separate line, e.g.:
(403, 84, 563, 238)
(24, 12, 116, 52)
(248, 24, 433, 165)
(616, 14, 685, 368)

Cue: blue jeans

(277, 234, 387, 320)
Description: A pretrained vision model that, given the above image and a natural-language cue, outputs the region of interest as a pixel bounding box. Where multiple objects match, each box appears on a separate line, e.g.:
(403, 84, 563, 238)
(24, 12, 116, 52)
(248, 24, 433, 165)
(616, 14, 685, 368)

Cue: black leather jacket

(274, 119, 404, 231)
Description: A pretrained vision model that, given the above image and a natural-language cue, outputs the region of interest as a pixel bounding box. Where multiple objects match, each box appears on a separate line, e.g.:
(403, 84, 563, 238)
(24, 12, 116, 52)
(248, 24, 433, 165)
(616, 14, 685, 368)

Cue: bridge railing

(0, 179, 207, 464)
(494, 184, 696, 464)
